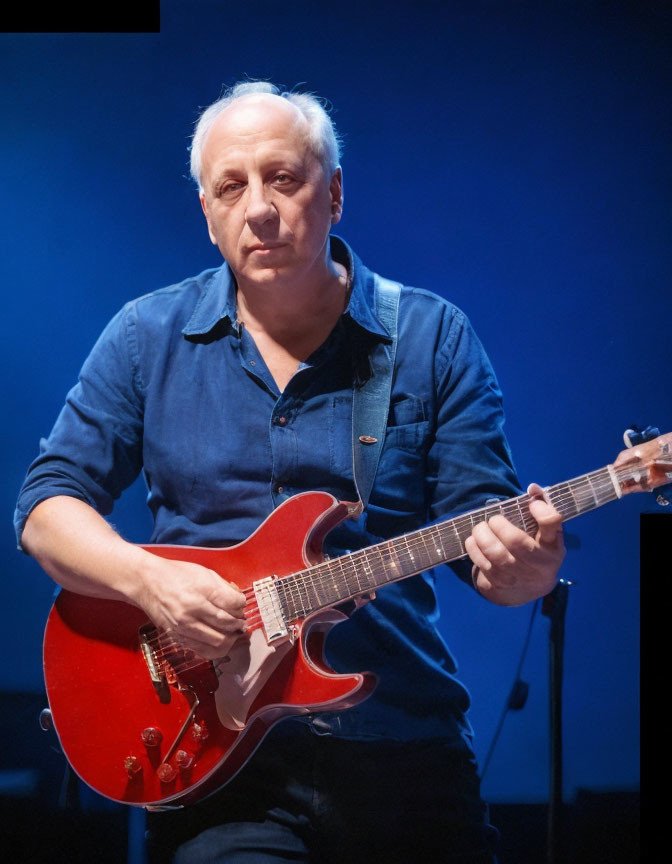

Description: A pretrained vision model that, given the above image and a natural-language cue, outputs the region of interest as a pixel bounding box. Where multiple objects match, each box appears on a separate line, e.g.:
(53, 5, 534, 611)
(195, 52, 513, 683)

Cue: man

(16, 81, 564, 862)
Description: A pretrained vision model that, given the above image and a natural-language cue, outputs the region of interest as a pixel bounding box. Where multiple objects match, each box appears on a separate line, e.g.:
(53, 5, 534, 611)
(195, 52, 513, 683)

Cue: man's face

(199, 95, 342, 289)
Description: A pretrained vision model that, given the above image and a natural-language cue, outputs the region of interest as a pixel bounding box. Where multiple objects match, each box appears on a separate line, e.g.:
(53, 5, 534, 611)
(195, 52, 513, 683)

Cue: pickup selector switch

(124, 756, 142, 778)
(190, 721, 209, 744)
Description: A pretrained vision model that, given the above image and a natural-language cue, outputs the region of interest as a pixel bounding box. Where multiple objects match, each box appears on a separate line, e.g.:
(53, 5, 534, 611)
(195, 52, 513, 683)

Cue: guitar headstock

(612, 432, 672, 496)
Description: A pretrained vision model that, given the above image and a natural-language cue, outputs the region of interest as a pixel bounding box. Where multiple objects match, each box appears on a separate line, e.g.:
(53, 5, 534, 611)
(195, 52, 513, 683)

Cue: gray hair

(189, 81, 342, 190)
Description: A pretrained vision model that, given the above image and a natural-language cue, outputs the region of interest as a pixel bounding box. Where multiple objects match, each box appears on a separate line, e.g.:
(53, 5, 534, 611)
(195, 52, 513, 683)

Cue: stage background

(2, 1, 667, 859)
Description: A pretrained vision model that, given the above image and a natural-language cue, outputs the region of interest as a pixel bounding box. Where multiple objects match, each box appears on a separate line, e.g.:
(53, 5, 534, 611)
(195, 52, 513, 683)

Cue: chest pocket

(367, 394, 432, 521)
(384, 395, 431, 453)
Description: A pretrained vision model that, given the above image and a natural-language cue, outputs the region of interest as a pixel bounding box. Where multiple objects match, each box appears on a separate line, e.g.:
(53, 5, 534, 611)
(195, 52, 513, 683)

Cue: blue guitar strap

(349, 275, 402, 517)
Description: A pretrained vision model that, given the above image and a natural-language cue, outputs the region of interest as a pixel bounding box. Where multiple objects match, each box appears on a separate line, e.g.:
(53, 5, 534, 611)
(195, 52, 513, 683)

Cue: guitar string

(145, 596, 264, 661)
(273, 470, 620, 616)
(277, 470, 636, 619)
(143, 464, 640, 673)
(160, 463, 642, 644)
(159, 471, 615, 633)
(147, 491, 602, 671)
(146, 476, 602, 673)
(154, 485, 628, 675)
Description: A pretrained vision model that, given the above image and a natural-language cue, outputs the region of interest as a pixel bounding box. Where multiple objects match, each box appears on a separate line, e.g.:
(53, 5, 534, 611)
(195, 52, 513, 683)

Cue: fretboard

(274, 464, 624, 623)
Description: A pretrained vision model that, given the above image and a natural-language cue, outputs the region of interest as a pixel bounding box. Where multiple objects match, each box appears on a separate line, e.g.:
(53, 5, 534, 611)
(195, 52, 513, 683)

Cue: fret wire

(286, 574, 305, 618)
(371, 544, 391, 586)
(274, 578, 293, 621)
(325, 557, 340, 601)
(335, 552, 356, 595)
(310, 571, 324, 607)
(352, 547, 370, 586)
(581, 476, 599, 509)
(449, 521, 465, 555)
(338, 554, 359, 600)
(428, 524, 446, 561)
(385, 541, 405, 582)
(548, 482, 574, 518)
(572, 477, 596, 513)
(401, 535, 416, 572)
(311, 558, 340, 607)
(292, 570, 310, 617)
(347, 553, 364, 595)
(418, 530, 439, 568)
(280, 578, 299, 619)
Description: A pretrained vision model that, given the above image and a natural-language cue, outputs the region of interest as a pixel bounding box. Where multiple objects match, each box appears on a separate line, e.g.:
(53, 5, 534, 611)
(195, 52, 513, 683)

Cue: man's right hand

(133, 555, 248, 659)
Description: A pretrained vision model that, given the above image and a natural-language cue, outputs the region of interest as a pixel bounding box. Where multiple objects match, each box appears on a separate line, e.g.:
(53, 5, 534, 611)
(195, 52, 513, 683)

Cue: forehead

(203, 96, 316, 170)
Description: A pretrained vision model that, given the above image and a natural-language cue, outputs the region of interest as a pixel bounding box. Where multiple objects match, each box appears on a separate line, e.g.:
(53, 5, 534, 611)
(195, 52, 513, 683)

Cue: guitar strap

(349, 275, 402, 517)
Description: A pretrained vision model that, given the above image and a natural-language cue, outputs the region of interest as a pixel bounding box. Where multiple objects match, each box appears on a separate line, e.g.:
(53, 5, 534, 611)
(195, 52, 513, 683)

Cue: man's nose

(244, 182, 277, 227)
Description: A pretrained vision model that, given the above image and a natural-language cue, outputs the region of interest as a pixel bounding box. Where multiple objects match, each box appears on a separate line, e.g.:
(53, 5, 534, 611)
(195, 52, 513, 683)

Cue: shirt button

(277, 486, 284, 494)
(276, 416, 287, 426)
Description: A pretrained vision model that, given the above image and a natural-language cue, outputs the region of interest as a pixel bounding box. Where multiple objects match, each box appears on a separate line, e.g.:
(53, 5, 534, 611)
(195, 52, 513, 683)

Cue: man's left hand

(465, 483, 565, 606)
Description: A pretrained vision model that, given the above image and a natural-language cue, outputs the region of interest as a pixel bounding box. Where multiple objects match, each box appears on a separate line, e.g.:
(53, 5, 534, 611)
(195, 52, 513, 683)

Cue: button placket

(270, 398, 295, 504)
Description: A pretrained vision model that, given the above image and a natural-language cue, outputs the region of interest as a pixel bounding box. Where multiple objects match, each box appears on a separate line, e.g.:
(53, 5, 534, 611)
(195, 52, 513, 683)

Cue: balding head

(190, 81, 342, 191)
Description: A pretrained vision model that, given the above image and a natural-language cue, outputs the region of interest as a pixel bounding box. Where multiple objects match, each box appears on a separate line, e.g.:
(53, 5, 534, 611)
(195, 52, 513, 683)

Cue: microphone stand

(542, 578, 571, 864)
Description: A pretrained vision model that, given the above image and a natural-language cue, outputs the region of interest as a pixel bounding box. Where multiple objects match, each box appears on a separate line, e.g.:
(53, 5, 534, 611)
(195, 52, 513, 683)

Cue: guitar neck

(275, 463, 627, 624)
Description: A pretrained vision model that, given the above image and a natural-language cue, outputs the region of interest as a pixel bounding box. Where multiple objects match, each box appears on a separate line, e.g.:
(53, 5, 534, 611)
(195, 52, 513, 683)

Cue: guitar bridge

(253, 577, 289, 643)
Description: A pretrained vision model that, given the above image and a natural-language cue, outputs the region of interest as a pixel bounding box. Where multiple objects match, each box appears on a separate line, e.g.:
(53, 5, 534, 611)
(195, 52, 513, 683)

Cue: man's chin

(241, 263, 291, 286)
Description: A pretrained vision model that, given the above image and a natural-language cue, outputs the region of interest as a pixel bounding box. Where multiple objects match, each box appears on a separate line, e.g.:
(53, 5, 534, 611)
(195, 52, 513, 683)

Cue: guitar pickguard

(211, 628, 293, 731)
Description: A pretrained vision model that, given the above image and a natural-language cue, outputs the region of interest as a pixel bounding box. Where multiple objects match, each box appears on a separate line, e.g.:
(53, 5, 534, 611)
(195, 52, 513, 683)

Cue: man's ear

(200, 192, 219, 245)
(329, 167, 343, 224)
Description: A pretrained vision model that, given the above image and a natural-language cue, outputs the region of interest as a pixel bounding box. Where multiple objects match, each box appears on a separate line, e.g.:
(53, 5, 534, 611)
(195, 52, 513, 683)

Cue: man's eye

(219, 182, 244, 195)
(274, 174, 294, 185)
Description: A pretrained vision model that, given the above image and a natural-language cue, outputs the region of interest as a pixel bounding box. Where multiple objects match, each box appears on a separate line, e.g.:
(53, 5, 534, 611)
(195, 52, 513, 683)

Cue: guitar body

(43, 492, 377, 808)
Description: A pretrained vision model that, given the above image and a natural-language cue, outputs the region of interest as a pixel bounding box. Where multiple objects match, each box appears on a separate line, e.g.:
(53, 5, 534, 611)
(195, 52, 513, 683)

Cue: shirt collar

(182, 235, 391, 341)
(182, 264, 239, 338)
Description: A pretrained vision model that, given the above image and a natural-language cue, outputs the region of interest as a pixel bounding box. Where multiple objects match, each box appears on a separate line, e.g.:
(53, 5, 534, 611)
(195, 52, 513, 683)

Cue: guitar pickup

(253, 577, 289, 643)
(140, 625, 171, 703)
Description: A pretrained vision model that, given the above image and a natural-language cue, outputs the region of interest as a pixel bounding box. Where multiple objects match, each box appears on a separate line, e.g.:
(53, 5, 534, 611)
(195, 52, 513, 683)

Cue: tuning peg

(623, 425, 660, 447)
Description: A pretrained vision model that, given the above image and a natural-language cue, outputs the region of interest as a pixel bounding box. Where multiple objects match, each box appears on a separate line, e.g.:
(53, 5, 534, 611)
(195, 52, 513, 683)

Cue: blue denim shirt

(15, 236, 521, 744)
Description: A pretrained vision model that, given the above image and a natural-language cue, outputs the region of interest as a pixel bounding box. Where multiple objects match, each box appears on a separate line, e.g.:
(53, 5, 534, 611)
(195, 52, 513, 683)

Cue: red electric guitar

(42, 433, 671, 809)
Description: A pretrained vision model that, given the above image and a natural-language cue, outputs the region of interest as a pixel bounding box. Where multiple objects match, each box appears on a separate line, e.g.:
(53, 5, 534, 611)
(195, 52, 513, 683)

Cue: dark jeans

(146, 720, 499, 863)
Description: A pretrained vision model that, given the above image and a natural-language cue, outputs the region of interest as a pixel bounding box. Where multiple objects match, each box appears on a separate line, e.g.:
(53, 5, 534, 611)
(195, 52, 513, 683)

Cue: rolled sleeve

(14, 304, 145, 549)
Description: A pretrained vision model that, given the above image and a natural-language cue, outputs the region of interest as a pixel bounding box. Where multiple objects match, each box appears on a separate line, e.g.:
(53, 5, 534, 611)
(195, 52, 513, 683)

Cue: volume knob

(175, 749, 194, 769)
(156, 763, 177, 784)
(141, 727, 163, 747)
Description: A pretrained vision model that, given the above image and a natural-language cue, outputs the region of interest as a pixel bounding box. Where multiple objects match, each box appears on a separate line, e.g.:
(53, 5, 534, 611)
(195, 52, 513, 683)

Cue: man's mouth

(248, 243, 286, 253)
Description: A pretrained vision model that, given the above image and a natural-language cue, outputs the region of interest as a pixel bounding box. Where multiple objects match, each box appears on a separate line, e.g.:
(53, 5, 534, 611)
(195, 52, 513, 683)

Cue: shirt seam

(124, 303, 147, 395)
(435, 306, 465, 382)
